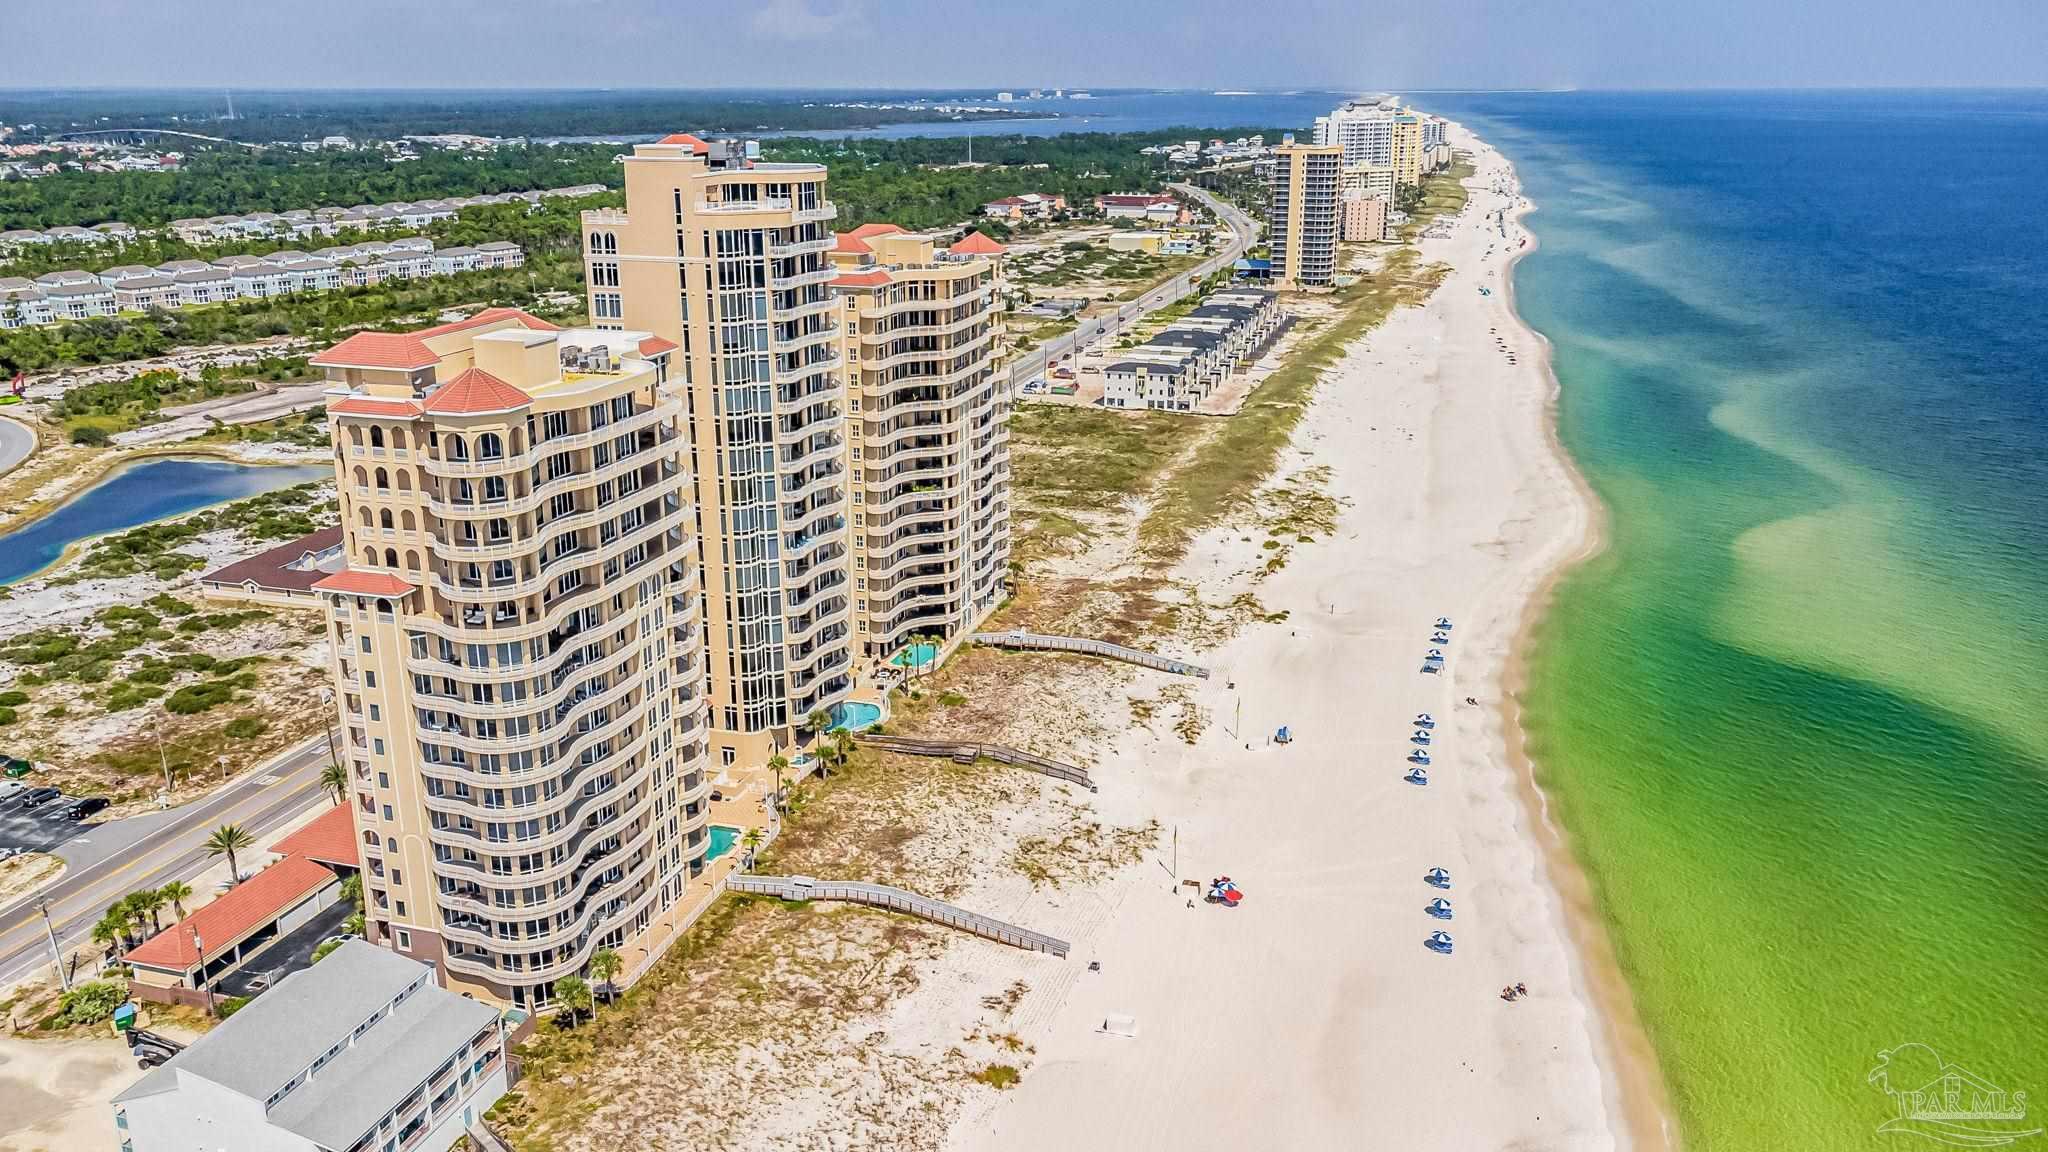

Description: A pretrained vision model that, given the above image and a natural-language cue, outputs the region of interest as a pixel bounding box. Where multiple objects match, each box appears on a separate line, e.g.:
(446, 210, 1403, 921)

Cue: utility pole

(38, 898, 69, 991)
(193, 930, 215, 1016)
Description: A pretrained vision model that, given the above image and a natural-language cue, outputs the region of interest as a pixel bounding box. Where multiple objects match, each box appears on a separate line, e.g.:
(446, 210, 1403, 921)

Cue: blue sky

(4, 0, 2045, 89)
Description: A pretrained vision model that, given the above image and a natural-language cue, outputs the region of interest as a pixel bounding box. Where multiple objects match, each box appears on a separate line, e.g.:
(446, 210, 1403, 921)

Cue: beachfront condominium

(582, 136, 1012, 766)
(827, 224, 1011, 662)
(1269, 140, 1343, 288)
(580, 134, 856, 770)
(307, 308, 711, 1009)
(1314, 100, 1433, 188)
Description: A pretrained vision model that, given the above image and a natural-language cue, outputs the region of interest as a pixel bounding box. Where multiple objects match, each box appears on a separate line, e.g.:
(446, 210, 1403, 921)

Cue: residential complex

(828, 225, 1011, 662)
(306, 307, 711, 1008)
(1103, 289, 1283, 411)
(1268, 140, 1342, 288)
(1342, 193, 1390, 243)
(580, 134, 1011, 771)
(1312, 99, 1454, 191)
(114, 942, 507, 1152)
(0, 240, 523, 329)
(981, 193, 1067, 221)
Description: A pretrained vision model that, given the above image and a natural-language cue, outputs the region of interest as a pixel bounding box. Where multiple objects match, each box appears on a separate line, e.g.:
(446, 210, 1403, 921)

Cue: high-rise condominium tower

(309, 309, 711, 1008)
(582, 135, 1010, 770)
(1270, 141, 1343, 288)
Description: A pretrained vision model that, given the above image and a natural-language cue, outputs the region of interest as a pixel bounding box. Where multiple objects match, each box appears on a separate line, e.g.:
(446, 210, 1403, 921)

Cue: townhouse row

(0, 240, 523, 328)
(0, 183, 608, 252)
(1103, 288, 1284, 411)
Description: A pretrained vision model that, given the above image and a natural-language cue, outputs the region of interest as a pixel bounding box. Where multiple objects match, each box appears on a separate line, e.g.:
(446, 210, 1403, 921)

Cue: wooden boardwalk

(860, 733, 1095, 791)
(972, 628, 1211, 679)
(730, 874, 1071, 958)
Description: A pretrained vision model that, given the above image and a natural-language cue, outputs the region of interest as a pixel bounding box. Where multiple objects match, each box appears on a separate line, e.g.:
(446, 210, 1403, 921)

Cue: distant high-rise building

(1269, 142, 1343, 288)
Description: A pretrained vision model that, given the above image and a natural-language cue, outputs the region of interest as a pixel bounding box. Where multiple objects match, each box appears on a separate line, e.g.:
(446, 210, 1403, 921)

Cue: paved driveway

(214, 898, 355, 999)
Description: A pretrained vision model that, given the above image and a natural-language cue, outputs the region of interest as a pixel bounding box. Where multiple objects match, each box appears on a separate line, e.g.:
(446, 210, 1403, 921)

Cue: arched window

(348, 426, 364, 447)
(405, 549, 419, 571)
(374, 468, 390, 491)
(359, 508, 372, 528)
(376, 597, 392, 614)
(478, 432, 504, 461)
(353, 466, 368, 489)
(401, 510, 417, 532)
(447, 435, 469, 462)
(392, 428, 408, 450)
(397, 470, 412, 493)
(383, 548, 398, 568)
(362, 546, 377, 565)
(370, 426, 385, 449)
(379, 509, 394, 530)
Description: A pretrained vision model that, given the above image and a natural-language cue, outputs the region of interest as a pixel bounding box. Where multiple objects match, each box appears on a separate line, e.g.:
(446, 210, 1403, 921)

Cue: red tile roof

(1097, 194, 1177, 207)
(950, 231, 1006, 256)
(845, 223, 906, 240)
(658, 133, 711, 154)
(413, 307, 559, 339)
(271, 803, 360, 868)
(327, 397, 422, 419)
(200, 526, 344, 595)
(637, 336, 679, 356)
(833, 270, 893, 289)
(832, 232, 873, 254)
(125, 855, 337, 973)
(312, 331, 436, 371)
(311, 569, 416, 597)
(422, 367, 533, 416)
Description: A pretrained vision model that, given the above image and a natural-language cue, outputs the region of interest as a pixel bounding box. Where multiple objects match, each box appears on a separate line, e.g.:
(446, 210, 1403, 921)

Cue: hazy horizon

(3, 0, 2044, 90)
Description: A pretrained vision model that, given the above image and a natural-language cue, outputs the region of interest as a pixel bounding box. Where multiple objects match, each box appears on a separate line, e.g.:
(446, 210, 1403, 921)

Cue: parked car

(20, 787, 61, 808)
(63, 796, 109, 820)
(0, 779, 23, 800)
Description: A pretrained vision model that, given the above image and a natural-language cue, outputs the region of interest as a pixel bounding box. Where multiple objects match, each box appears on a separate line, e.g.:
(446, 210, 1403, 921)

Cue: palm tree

(553, 975, 592, 1026)
(805, 708, 832, 743)
(766, 754, 789, 814)
(587, 947, 621, 1002)
(116, 895, 150, 947)
(827, 729, 854, 775)
(204, 823, 255, 883)
(340, 873, 363, 911)
(92, 911, 127, 959)
(740, 826, 764, 871)
(135, 887, 168, 933)
(158, 880, 193, 920)
(320, 762, 349, 806)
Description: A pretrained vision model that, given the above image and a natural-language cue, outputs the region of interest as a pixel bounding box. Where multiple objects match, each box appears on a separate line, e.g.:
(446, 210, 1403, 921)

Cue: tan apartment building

(1391, 112, 1426, 189)
(1269, 141, 1343, 288)
(827, 225, 1011, 662)
(307, 308, 711, 1009)
(1342, 192, 1389, 243)
(581, 134, 853, 770)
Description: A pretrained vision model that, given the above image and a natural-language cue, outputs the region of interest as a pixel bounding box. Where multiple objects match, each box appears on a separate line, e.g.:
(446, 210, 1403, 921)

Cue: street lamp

(37, 898, 69, 992)
(192, 929, 215, 1016)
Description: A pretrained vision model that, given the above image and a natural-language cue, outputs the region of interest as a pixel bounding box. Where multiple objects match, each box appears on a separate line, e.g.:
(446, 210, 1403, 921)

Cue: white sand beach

(928, 126, 1636, 1150)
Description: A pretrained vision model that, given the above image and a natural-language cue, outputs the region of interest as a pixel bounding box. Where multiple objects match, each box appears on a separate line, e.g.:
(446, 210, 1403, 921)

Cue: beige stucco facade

(309, 310, 711, 1008)
(583, 137, 851, 770)
(1270, 142, 1343, 288)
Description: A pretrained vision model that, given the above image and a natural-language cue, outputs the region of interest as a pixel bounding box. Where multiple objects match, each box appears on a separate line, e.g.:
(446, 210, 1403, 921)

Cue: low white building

(113, 942, 508, 1152)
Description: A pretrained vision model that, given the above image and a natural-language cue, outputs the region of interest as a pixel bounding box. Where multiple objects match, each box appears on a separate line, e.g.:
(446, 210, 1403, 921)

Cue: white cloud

(749, 0, 869, 42)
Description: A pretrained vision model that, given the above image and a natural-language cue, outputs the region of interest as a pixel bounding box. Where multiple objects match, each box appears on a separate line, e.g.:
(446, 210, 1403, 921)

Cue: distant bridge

(45, 128, 263, 150)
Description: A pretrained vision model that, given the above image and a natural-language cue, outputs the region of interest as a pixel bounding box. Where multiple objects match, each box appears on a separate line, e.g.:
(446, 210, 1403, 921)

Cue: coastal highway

(0, 415, 33, 477)
(0, 735, 331, 990)
(1003, 181, 1261, 390)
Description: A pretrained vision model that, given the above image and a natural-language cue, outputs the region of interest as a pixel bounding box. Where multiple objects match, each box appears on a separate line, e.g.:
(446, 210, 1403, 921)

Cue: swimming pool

(831, 700, 883, 731)
(706, 824, 742, 863)
(890, 642, 938, 670)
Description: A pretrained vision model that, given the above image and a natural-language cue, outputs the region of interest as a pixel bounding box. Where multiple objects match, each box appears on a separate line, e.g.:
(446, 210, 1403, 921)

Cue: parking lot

(214, 900, 356, 998)
(0, 783, 102, 855)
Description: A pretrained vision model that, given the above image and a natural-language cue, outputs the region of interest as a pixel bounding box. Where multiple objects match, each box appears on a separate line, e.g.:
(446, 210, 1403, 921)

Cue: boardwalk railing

(730, 874, 1071, 958)
(860, 733, 1095, 791)
(973, 628, 1211, 679)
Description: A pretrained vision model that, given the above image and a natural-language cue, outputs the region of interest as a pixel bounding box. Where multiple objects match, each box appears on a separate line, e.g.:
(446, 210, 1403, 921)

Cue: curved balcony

(408, 563, 692, 649)
(868, 542, 961, 583)
(439, 839, 653, 940)
(414, 674, 648, 767)
(767, 234, 834, 259)
(425, 450, 679, 521)
(769, 265, 837, 292)
(418, 725, 650, 823)
(777, 294, 837, 324)
(858, 310, 993, 344)
(442, 874, 663, 987)
(425, 748, 657, 863)
(770, 351, 841, 387)
(421, 400, 679, 479)
(784, 597, 849, 647)
(858, 280, 993, 319)
(866, 417, 958, 450)
(859, 328, 997, 374)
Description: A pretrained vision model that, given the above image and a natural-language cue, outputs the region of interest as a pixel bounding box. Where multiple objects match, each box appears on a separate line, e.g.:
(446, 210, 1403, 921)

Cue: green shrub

(54, 981, 126, 1027)
(68, 425, 110, 446)
(0, 691, 26, 706)
(165, 681, 237, 715)
(0, 707, 15, 727)
(224, 716, 267, 739)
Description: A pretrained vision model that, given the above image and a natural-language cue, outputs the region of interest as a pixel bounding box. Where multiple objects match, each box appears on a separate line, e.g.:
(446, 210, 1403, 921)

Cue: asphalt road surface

(0, 415, 33, 476)
(1003, 182, 1262, 392)
(0, 736, 331, 990)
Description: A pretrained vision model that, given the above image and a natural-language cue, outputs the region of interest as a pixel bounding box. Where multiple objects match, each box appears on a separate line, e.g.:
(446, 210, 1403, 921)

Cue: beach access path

(946, 127, 1629, 1151)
